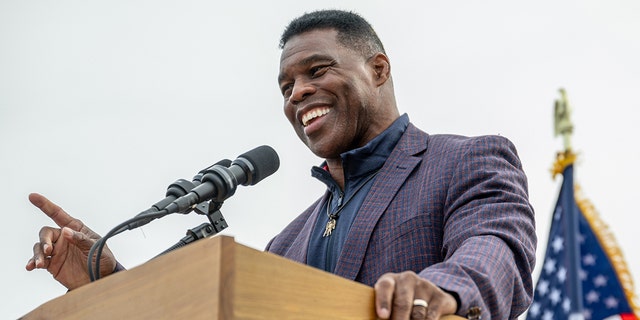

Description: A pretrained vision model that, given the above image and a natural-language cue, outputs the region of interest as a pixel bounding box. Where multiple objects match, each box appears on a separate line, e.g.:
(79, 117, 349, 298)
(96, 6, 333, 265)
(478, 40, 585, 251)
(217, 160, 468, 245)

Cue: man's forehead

(278, 30, 338, 75)
(281, 28, 339, 53)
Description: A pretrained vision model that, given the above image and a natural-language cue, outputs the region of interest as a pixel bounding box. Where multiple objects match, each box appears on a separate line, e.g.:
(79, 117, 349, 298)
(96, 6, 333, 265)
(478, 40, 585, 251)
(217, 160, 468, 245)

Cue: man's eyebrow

(278, 54, 335, 83)
(298, 54, 334, 66)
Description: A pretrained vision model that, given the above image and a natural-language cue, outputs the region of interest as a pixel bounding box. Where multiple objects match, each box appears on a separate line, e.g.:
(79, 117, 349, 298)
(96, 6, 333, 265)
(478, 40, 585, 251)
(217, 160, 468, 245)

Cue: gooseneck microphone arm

(152, 222, 216, 259)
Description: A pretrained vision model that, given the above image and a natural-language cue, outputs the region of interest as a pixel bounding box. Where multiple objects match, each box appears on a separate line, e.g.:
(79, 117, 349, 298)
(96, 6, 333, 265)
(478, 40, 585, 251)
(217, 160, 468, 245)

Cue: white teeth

(302, 108, 330, 127)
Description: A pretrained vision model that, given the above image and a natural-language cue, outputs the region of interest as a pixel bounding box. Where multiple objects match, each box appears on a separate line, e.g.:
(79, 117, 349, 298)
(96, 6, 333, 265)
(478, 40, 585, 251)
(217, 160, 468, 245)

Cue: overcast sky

(1, 1, 639, 318)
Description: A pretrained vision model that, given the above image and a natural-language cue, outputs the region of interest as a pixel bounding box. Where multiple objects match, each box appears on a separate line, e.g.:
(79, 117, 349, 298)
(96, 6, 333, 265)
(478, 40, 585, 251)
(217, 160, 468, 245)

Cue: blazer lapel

(333, 124, 428, 280)
(282, 192, 329, 264)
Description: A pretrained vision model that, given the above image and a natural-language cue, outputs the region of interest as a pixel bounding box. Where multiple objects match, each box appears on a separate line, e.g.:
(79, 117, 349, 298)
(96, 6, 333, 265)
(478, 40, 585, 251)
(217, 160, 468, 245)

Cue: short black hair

(279, 9, 386, 58)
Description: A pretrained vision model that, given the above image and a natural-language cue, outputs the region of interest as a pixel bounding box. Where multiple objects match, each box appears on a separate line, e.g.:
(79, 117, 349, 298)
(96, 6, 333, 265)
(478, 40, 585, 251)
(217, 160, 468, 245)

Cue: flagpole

(554, 88, 585, 320)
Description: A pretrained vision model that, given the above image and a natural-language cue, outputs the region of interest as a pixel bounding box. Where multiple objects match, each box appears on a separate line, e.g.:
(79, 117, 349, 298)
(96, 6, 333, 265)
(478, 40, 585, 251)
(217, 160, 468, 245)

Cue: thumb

(61, 227, 96, 251)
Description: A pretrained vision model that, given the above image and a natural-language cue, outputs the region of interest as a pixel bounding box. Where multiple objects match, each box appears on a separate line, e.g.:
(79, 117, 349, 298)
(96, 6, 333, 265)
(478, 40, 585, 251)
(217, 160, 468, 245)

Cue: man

(26, 10, 536, 319)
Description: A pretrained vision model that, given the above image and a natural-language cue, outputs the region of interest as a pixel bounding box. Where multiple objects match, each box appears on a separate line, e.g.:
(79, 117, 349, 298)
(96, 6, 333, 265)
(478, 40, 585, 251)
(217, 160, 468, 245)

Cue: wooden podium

(22, 236, 464, 319)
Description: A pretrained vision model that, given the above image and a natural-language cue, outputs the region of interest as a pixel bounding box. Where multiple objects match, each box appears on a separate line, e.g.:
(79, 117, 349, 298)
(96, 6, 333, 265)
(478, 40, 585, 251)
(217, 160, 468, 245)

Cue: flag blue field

(527, 158, 639, 320)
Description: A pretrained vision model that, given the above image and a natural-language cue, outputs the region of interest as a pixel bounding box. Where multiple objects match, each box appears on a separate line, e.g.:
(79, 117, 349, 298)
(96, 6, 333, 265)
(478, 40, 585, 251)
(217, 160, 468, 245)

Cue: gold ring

(413, 299, 428, 308)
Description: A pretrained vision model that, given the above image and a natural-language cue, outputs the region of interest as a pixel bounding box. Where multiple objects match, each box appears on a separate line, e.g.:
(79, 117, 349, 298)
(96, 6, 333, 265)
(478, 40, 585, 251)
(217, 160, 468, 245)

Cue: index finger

(29, 193, 75, 228)
(374, 273, 396, 319)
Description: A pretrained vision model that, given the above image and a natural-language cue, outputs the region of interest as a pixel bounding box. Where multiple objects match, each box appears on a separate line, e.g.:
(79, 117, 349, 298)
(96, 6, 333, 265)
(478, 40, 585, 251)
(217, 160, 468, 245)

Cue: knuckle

(411, 307, 427, 320)
(393, 298, 411, 312)
(38, 226, 56, 241)
(38, 226, 49, 236)
(397, 270, 417, 283)
(375, 275, 395, 289)
(425, 309, 437, 320)
(416, 278, 431, 291)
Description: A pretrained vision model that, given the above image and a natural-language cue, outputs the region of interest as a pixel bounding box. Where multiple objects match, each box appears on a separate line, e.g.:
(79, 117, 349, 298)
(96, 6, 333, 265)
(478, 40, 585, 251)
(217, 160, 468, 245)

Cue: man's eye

(310, 65, 328, 77)
(281, 84, 293, 98)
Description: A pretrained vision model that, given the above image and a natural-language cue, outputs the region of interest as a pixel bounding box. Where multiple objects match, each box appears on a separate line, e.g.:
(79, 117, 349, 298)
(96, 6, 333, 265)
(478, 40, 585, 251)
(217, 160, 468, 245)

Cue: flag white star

(604, 296, 619, 309)
(579, 268, 588, 281)
(544, 259, 557, 274)
(593, 274, 607, 287)
(554, 207, 562, 220)
(585, 290, 600, 304)
(550, 289, 562, 305)
(583, 254, 596, 266)
(552, 236, 564, 253)
(557, 266, 567, 283)
(578, 233, 585, 244)
(538, 279, 550, 295)
(562, 298, 571, 312)
(529, 302, 541, 317)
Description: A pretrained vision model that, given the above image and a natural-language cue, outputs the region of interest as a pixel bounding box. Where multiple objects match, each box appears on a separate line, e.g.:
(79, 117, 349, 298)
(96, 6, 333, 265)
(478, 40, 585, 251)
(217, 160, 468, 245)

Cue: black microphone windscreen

(238, 145, 280, 185)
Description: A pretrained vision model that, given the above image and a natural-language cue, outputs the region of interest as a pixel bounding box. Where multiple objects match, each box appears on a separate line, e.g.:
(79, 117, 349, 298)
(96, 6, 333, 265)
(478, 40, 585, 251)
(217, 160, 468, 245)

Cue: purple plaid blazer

(266, 123, 536, 319)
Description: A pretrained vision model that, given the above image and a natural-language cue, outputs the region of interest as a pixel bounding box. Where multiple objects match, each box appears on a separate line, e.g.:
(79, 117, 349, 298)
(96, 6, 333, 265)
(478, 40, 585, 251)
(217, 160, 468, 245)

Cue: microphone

(145, 158, 233, 212)
(191, 159, 233, 185)
(126, 159, 232, 230)
(164, 145, 279, 214)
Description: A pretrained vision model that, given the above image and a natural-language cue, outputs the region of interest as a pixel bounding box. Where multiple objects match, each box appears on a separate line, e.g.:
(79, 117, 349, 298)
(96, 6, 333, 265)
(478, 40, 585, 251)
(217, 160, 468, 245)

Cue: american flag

(526, 164, 639, 320)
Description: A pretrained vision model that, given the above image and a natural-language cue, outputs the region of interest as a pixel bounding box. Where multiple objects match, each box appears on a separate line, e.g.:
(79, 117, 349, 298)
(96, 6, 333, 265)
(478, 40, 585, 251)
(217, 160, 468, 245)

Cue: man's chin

(306, 143, 343, 160)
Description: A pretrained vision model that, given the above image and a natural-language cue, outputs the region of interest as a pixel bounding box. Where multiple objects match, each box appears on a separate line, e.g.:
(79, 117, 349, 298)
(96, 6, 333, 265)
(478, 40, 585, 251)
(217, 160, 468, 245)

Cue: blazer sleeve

(421, 135, 536, 319)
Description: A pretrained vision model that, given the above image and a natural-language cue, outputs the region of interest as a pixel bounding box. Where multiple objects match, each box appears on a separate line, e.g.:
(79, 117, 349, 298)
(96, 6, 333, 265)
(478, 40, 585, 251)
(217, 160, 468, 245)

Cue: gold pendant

(323, 218, 337, 237)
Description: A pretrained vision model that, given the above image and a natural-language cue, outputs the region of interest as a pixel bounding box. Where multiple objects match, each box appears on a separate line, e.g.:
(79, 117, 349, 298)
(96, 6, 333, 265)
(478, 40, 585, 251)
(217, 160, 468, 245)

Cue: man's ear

(370, 53, 391, 86)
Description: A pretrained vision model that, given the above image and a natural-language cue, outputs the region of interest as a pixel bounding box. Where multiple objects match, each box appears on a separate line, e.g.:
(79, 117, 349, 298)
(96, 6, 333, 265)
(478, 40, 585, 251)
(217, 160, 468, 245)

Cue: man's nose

(289, 80, 316, 104)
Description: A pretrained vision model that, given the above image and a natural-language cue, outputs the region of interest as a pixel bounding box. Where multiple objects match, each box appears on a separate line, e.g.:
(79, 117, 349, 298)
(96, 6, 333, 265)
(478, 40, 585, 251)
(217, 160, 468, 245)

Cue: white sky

(1, 1, 638, 318)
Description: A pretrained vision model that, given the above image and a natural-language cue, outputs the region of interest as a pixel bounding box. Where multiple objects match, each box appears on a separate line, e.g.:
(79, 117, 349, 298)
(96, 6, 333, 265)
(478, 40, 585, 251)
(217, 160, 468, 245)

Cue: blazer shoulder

(428, 132, 514, 146)
(426, 133, 519, 156)
(404, 122, 514, 146)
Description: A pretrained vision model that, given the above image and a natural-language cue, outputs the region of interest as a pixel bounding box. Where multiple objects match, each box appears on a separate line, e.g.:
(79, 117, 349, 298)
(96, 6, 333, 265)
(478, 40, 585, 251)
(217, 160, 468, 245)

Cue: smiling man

(267, 10, 537, 320)
(26, 9, 536, 320)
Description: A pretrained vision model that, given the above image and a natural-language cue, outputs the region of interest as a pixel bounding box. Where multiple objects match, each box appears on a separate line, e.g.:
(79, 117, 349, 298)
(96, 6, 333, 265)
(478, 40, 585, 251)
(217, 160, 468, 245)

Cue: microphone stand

(153, 200, 229, 258)
(195, 200, 229, 234)
(153, 222, 216, 258)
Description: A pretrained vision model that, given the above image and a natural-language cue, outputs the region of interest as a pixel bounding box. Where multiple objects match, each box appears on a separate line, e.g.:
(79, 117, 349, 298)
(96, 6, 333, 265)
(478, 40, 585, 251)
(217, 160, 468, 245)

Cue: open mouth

(302, 107, 330, 127)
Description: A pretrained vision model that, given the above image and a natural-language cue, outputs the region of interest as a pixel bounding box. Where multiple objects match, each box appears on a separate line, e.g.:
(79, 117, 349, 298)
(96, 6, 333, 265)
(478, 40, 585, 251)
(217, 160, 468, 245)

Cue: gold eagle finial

(554, 88, 574, 152)
(552, 88, 577, 178)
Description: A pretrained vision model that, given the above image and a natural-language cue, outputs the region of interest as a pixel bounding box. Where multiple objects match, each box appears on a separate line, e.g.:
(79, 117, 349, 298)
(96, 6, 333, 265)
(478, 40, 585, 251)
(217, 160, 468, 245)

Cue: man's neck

(325, 158, 345, 190)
